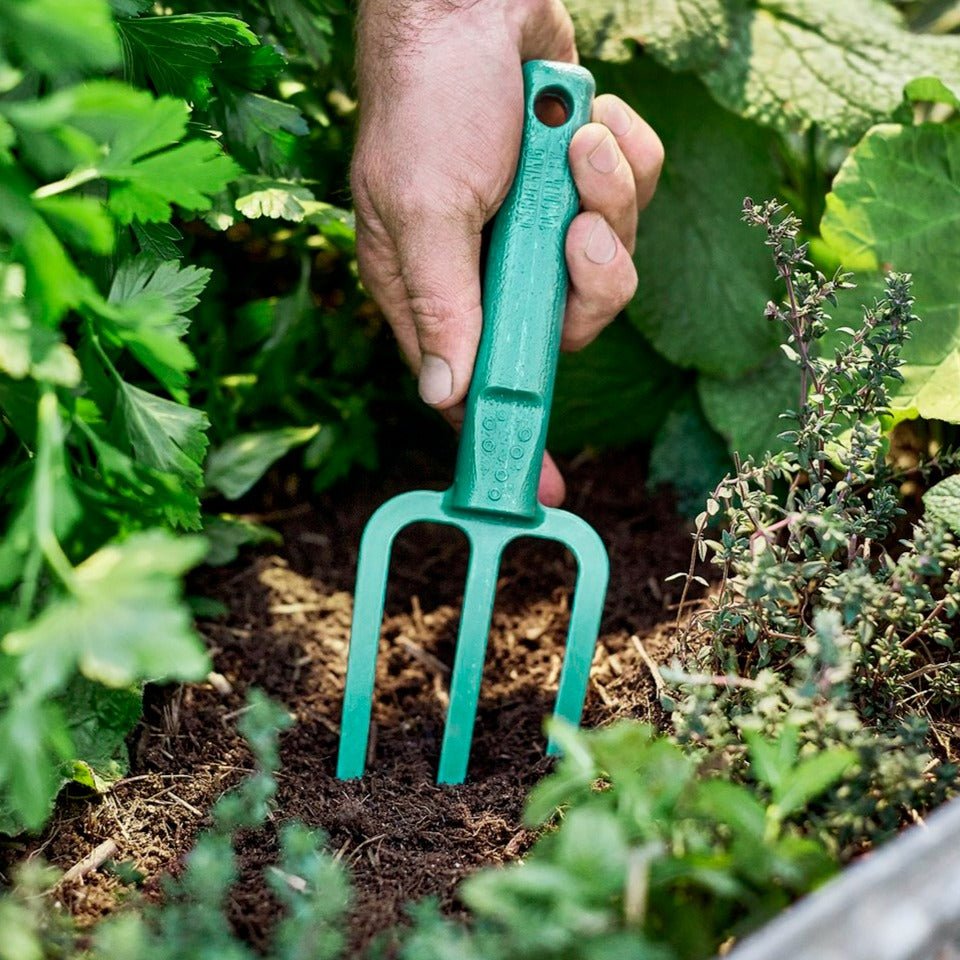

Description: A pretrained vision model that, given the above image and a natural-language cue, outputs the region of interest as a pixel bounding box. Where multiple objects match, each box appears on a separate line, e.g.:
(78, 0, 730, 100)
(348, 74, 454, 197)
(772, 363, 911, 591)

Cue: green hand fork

(337, 60, 608, 785)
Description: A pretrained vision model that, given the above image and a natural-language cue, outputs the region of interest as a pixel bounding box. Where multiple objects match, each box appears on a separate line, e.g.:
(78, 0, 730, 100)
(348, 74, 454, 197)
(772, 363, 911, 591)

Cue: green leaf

(573, 1, 960, 141)
(110, 0, 154, 13)
(549, 319, 682, 454)
(132, 220, 183, 261)
(188, 595, 229, 618)
(0, 264, 80, 386)
(567, 0, 732, 69)
(903, 76, 960, 110)
(698, 351, 798, 460)
(64, 676, 142, 792)
(924, 474, 960, 534)
(119, 380, 210, 493)
(303, 202, 356, 248)
(117, 13, 257, 107)
(0, 391, 81, 591)
(270, 823, 351, 958)
(0, 896, 45, 956)
(524, 721, 598, 826)
(820, 122, 960, 422)
(555, 807, 629, 883)
(235, 178, 316, 222)
(204, 515, 282, 566)
(0, 172, 95, 325)
(105, 256, 210, 398)
(31, 196, 114, 254)
(107, 136, 241, 224)
(694, 779, 766, 840)
(744, 726, 799, 793)
(590, 59, 781, 377)
(773, 748, 857, 818)
(0, 0, 120, 76)
(265, 0, 334, 66)
(700, 1, 960, 141)
(80, 419, 203, 531)
(216, 42, 287, 90)
(0, 114, 13, 163)
(3, 530, 209, 693)
(110, 255, 210, 317)
(206, 424, 320, 500)
(649, 393, 730, 516)
(12, 82, 241, 223)
(0, 694, 73, 832)
(217, 86, 308, 175)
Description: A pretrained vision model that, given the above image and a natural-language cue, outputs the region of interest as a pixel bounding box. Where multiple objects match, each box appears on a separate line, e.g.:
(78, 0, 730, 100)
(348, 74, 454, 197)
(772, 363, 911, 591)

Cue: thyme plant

(673, 199, 960, 845)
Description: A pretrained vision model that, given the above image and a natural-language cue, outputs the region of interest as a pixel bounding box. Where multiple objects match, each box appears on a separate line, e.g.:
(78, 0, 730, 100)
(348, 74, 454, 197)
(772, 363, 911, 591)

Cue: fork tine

(336, 529, 393, 779)
(337, 491, 445, 779)
(542, 513, 609, 756)
(437, 529, 504, 785)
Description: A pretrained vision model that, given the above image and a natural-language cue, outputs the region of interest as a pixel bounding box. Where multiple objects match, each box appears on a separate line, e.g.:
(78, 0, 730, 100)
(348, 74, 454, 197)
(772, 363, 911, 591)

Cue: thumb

(398, 218, 484, 410)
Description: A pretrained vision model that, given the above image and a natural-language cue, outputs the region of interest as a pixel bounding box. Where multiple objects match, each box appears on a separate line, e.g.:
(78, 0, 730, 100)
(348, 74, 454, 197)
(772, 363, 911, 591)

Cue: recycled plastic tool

(337, 60, 609, 785)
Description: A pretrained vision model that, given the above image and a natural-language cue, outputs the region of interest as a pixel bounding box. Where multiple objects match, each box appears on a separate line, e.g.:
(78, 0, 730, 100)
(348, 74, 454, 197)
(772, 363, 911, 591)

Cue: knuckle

(611, 259, 639, 310)
(644, 130, 666, 178)
(579, 258, 636, 318)
(408, 289, 482, 344)
(614, 172, 639, 219)
(381, 173, 474, 228)
(553, 12, 576, 59)
(408, 294, 455, 339)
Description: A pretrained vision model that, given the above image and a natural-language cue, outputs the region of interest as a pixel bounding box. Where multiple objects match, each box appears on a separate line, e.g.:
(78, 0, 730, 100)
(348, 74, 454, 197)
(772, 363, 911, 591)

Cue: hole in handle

(533, 88, 572, 128)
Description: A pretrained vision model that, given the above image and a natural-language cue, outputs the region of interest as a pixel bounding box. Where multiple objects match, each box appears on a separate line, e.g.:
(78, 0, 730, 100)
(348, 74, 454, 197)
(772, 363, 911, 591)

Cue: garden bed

(10, 445, 695, 953)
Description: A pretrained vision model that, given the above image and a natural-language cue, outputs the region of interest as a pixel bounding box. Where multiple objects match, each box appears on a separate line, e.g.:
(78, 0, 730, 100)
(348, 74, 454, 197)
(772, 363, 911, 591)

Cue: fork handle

(447, 60, 594, 521)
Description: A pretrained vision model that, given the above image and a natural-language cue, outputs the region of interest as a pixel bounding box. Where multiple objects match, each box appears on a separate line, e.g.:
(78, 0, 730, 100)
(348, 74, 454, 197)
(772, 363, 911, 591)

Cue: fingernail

(604, 101, 631, 137)
(588, 133, 619, 174)
(585, 217, 617, 265)
(418, 354, 453, 405)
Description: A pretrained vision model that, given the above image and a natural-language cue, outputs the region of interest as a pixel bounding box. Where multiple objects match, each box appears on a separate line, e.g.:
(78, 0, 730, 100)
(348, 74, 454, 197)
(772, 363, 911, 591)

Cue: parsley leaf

(0, 264, 81, 387)
(132, 220, 183, 261)
(119, 381, 210, 496)
(0, 0, 120, 76)
(234, 178, 316, 221)
(17, 81, 241, 223)
(4, 530, 209, 694)
(206, 424, 320, 499)
(216, 86, 308, 175)
(105, 256, 210, 400)
(117, 13, 258, 107)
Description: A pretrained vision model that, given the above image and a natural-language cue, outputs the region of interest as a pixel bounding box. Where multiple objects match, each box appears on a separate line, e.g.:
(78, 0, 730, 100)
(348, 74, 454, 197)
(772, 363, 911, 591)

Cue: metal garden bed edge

(724, 795, 960, 960)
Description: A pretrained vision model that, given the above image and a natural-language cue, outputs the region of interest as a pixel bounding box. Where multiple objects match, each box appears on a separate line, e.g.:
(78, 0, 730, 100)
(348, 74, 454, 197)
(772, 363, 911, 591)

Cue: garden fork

(337, 60, 609, 784)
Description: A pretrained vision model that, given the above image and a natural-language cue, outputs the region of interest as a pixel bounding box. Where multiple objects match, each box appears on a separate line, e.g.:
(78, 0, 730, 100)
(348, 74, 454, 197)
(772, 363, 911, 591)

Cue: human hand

(351, 0, 663, 505)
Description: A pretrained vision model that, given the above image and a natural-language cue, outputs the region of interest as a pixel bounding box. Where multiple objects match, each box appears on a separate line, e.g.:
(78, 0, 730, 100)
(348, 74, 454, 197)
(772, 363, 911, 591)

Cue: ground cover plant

(1, 0, 960, 957)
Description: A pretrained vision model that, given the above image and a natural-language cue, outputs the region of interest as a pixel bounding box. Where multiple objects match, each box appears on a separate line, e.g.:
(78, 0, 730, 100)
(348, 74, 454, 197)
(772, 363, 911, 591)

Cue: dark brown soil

(7, 445, 695, 955)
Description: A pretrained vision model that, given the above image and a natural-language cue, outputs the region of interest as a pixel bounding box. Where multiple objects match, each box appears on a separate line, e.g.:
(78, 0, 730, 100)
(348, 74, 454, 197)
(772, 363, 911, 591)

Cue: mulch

(4, 443, 696, 955)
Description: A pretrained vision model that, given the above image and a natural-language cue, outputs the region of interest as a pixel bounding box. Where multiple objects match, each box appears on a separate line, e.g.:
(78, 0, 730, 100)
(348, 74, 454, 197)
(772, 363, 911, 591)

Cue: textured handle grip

(447, 60, 594, 520)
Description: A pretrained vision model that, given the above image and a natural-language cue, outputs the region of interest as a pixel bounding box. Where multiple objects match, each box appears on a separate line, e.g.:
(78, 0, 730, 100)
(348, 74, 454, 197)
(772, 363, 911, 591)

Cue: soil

(5, 444, 697, 955)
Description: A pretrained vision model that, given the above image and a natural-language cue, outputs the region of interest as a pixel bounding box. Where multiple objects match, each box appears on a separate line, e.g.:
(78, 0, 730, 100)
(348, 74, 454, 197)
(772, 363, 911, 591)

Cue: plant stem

(34, 391, 77, 593)
(901, 597, 950, 649)
(32, 167, 99, 199)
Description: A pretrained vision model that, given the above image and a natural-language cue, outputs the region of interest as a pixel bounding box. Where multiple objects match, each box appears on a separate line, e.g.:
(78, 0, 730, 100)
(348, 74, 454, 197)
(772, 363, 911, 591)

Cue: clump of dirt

(7, 447, 695, 954)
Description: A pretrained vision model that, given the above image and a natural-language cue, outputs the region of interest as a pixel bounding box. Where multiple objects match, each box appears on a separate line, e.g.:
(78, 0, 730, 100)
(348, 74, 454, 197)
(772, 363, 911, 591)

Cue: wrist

(356, 0, 521, 97)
